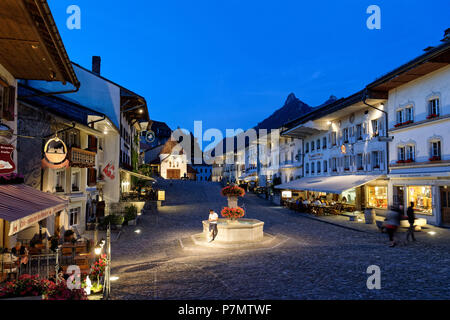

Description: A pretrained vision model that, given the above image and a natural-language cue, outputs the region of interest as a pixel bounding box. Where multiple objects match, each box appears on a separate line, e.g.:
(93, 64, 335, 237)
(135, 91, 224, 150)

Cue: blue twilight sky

(48, 0, 449, 143)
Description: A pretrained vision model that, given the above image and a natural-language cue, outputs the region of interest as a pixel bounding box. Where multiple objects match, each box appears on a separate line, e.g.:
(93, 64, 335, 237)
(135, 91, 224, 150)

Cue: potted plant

(429, 156, 441, 161)
(0, 275, 55, 300)
(124, 205, 138, 225)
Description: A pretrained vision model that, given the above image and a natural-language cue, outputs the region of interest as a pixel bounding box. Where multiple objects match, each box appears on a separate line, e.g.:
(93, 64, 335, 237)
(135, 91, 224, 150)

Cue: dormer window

(305, 142, 309, 153)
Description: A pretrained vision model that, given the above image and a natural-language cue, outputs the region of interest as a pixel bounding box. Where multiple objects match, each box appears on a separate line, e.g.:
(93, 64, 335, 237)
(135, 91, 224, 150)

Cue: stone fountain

(199, 185, 265, 244)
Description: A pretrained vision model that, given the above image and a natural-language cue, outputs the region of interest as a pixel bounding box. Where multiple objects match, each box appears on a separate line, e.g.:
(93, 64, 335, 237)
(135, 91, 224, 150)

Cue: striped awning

(0, 184, 68, 235)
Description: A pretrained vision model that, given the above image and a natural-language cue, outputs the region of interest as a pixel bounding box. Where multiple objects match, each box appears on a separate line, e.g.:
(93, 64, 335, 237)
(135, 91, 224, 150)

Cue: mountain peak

(255, 93, 313, 130)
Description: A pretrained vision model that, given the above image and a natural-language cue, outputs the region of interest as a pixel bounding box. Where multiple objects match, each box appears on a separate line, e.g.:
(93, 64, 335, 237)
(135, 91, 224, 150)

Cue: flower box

(429, 156, 441, 161)
(397, 160, 405, 164)
(221, 186, 245, 197)
(221, 206, 245, 219)
(427, 114, 439, 120)
(357, 167, 364, 171)
(404, 159, 414, 163)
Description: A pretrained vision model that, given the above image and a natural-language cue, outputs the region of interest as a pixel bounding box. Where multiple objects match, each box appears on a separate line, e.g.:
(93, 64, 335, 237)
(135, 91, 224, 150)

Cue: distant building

(193, 164, 212, 181)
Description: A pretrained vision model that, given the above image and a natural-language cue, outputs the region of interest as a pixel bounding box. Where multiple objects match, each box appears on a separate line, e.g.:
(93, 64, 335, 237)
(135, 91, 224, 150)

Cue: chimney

(441, 28, 450, 42)
(92, 56, 101, 75)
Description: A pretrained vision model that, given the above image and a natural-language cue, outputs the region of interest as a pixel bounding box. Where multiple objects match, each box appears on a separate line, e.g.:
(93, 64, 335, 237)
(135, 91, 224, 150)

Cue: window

(430, 140, 441, 160)
(71, 170, 80, 192)
(372, 151, 381, 169)
(343, 128, 349, 143)
(367, 186, 388, 209)
(428, 98, 440, 118)
(317, 161, 321, 173)
(398, 147, 405, 161)
(311, 162, 315, 174)
(69, 207, 80, 226)
(331, 157, 337, 172)
(371, 119, 379, 136)
(406, 145, 415, 161)
(356, 124, 362, 140)
(344, 156, 350, 171)
(396, 110, 404, 125)
(316, 139, 321, 150)
(407, 186, 432, 215)
(55, 170, 65, 193)
(322, 137, 327, 148)
(331, 132, 337, 146)
(405, 107, 414, 122)
(305, 142, 309, 153)
(323, 160, 328, 173)
(311, 141, 315, 151)
(305, 163, 309, 175)
(356, 154, 363, 170)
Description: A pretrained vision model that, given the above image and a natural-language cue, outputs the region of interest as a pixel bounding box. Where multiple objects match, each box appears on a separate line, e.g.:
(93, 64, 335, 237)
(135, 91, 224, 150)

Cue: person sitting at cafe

(11, 242, 28, 265)
(314, 198, 323, 206)
(303, 198, 310, 205)
(63, 229, 77, 243)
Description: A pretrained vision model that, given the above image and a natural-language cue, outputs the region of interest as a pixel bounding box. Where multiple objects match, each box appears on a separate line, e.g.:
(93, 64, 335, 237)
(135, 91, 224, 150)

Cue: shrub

(124, 205, 138, 222)
(44, 280, 87, 300)
(103, 214, 125, 226)
(0, 275, 55, 299)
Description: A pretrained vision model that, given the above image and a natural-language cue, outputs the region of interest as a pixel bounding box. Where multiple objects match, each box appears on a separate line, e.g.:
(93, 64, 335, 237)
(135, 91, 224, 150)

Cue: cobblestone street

(111, 181, 450, 300)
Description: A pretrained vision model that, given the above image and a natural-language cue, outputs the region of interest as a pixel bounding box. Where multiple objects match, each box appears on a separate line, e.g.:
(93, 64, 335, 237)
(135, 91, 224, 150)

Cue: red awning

(0, 184, 68, 236)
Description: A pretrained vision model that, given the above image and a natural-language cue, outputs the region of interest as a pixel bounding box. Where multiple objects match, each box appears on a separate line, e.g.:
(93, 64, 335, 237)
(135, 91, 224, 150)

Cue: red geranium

(221, 206, 245, 219)
(221, 186, 245, 197)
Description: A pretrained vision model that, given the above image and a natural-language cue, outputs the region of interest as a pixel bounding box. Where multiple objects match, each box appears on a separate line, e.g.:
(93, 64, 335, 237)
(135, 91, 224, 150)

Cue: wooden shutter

(88, 135, 98, 152)
(87, 168, 97, 187)
(2, 86, 15, 121)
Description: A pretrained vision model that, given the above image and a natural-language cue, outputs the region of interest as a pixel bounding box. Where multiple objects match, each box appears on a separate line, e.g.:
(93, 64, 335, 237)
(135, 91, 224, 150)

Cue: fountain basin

(202, 218, 264, 242)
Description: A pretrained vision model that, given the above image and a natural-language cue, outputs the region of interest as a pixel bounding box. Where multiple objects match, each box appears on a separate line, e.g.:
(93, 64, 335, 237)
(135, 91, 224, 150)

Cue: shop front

(0, 184, 68, 249)
(275, 175, 387, 214)
(388, 173, 450, 226)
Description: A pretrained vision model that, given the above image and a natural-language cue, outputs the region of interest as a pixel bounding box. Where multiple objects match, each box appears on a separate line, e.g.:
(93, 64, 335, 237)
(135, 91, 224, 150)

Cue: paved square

(111, 181, 450, 299)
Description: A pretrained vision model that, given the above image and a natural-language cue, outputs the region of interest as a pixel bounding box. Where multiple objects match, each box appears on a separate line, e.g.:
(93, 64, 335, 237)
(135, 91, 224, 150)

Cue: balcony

(69, 147, 96, 168)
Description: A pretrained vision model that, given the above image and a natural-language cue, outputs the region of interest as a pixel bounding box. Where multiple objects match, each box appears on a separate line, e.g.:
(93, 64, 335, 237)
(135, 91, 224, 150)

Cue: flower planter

(227, 196, 238, 208)
(1, 295, 44, 300)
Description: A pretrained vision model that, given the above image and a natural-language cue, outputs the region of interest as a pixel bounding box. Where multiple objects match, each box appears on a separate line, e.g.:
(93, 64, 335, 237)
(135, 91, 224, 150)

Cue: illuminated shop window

(367, 186, 388, 209)
(407, 186, 433, 215)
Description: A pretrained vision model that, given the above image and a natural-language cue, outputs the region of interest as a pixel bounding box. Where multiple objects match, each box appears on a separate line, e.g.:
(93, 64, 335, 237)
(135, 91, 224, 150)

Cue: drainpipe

(362, 89, 390, 176)
(87, 115, 106, 128)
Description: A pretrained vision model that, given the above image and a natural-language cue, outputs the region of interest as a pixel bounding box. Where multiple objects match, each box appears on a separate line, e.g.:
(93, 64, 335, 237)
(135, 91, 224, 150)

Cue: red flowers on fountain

(221, 185, 245, 197)
(221, 207, 245, 219)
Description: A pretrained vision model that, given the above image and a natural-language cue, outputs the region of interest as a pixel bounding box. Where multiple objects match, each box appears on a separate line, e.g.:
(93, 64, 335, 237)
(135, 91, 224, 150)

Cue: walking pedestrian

(406, 202, 417, 242)
(384, 206, 401, 247)
(208, 209, 219, 242)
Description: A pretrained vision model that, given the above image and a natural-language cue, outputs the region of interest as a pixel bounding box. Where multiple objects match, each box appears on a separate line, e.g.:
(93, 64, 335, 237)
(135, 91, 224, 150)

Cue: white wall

(388, 65, 450, 164)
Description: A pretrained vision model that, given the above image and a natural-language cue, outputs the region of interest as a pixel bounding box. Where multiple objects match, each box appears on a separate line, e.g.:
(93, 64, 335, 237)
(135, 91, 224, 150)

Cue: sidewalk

(290, 209, 450, 245)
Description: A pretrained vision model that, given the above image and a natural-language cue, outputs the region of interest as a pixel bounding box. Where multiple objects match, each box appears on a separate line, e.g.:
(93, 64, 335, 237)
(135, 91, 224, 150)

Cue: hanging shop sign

(42, 136, 69, 169)
(282, 190, 292, 198)
(341, 145, 347, 154)
(0, 143, 16, 175)
(145, 130, 156, 143)
(103, 161, 116, 180)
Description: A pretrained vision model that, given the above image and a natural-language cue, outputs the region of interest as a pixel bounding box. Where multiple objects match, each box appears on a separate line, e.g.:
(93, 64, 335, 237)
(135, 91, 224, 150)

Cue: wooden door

(167, 169, 180, 179)
(441, 187, 450, 224)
